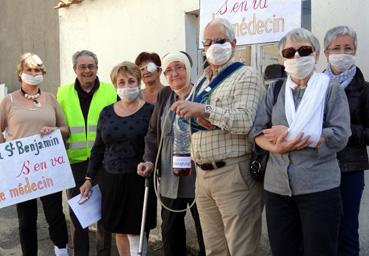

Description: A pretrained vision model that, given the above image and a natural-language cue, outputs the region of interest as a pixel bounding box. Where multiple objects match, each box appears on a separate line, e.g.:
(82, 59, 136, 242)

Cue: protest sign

(0, 130, 75, 208)
(200, 0, 302, 46)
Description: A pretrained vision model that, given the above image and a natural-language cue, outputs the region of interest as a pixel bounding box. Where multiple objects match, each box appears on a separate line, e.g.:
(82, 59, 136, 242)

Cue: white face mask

(284, 56, 316, 79)
(21, 73, 43, 86)
(206, 42, 232, 65)
(328, 54, 355, 73)
(117, 87, 140, 102)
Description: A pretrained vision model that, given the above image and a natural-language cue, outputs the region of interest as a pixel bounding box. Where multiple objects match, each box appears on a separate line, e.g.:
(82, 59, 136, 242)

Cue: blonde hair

(16, 53, 46, 82)
(110, 61, 141, 87)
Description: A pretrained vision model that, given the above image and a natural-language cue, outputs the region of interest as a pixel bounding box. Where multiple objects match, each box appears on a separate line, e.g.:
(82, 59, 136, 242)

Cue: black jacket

(337, 67, 369, 172)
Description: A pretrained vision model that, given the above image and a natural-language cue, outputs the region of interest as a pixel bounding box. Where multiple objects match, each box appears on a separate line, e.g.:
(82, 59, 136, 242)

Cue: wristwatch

(204, 104, 213, 117)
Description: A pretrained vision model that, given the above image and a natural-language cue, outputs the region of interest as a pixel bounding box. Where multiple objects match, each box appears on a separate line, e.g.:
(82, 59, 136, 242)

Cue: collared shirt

(191, 61, 265, 163)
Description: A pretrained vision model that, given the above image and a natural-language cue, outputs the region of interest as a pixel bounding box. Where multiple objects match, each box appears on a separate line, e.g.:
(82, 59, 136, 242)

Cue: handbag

(249, 79, 284, 182)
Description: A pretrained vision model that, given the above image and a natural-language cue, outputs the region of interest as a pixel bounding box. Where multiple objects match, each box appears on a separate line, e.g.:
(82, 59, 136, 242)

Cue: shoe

(54, 246, 69, 256)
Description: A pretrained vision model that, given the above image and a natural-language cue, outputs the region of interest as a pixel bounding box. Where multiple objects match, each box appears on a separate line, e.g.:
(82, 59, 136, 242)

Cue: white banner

(0, 130, 75, 208)
(199, 0, 302, 46)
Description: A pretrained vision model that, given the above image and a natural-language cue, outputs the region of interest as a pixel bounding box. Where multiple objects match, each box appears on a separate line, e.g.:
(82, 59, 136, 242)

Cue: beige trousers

(195, 156, 263, 256)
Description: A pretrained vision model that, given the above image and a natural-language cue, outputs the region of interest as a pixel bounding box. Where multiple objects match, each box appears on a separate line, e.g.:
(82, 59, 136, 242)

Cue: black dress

(87, 102, 156, 234)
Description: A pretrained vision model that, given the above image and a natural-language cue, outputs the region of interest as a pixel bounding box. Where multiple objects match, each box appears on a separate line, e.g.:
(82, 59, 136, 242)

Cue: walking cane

(138, 172, 151, 255)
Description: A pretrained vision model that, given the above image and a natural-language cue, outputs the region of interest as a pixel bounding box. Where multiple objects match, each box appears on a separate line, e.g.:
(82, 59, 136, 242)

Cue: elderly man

(57, 50, 116, 256)
(171, 18, 265, 256)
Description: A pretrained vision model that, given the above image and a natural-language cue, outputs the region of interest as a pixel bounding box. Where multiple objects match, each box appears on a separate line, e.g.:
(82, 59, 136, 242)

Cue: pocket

(234, 160, 254, 191)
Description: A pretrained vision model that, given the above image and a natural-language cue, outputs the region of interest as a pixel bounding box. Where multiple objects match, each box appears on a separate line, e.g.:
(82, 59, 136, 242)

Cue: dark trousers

(17, 191, 68, 256)
(67, 161, 112, 256)
(265, 188, 342, 256)
(161, 197, 205, 256)
(339, 171, 365, 256)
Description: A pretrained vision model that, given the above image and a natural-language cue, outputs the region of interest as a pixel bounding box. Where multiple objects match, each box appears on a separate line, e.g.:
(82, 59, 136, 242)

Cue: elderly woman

(137, 51, 205, 256)
(135, 52, 164, 104)
(323, 26, 369, 256)
(80, 61, 156, 256)
(0, 53, 69, 256)
(250, 28, 351, 256)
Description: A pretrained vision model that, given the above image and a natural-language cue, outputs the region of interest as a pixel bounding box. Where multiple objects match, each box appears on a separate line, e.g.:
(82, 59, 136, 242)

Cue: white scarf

(285, 72, 329, 147)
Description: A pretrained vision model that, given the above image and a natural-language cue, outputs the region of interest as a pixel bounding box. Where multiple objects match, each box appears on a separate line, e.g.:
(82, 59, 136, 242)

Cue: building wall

(58, 0, 199, 85)
(0, 0, 60, 93)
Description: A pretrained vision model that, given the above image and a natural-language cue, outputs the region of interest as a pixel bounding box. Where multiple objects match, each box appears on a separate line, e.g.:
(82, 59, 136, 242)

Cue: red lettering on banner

(215, 0, 229, 15)
(50, 156, 65, 166)
(17, 160, 48, 178)
(34, 161, 47, 172)
(215, 0, 269, 16)
(253, 0, 268, 10)
(16, 160, 31, 177)
(0, 192, 6, 201)
(231, 0, 248, 13)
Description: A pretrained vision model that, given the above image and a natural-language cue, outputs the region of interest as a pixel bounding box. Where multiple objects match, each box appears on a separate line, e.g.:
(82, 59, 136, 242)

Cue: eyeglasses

(201, 38, 228, 47)
(77, 64, 97, 71)
(327, 46, 354, 54)
(164, 65, 186, 76)
(281, 46, 314, 59)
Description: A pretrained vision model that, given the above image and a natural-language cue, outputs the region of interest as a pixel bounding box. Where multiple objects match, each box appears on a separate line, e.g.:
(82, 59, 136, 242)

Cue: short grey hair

(324, 26, 357, 52)
(72, 50, 98, 69)
(278, 28, 320, 54)
(204, 18, 235, 41)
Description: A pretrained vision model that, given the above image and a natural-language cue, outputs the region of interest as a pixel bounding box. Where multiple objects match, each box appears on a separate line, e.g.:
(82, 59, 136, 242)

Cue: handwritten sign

(0, 130, 75, 208)
(200, 0, 302, 46)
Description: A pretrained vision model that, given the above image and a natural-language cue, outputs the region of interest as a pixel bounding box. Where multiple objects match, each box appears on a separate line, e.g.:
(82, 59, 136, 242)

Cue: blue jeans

(339, 171, 365, 256)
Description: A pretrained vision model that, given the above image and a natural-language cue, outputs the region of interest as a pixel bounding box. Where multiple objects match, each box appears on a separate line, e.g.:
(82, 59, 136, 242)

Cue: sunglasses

(281, 46, 314, 59)
(202, 38, 228, 47)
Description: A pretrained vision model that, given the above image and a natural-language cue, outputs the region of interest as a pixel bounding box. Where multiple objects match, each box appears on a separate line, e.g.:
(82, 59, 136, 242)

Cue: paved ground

(1, 173, 369, 256)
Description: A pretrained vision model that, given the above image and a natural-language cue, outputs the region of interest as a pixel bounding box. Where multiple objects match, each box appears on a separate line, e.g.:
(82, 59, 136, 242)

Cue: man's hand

(170, 100, 206, 119)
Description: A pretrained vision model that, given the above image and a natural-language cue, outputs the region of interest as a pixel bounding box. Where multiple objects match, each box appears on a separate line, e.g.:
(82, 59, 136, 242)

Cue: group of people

(0, 17, 368, 256)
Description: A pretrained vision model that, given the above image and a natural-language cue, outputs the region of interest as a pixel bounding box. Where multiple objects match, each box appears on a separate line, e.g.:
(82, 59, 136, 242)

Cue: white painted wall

(312, 1, 369, 78)
(58, 0, 199, 85)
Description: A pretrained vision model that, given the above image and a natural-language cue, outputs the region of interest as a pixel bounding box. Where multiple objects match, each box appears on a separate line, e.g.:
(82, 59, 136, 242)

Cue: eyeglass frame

(163, 65, 186, 76)
(201, 38, 228, 47)
(326, 46, 355, 55)
(77, 64, 97, 71)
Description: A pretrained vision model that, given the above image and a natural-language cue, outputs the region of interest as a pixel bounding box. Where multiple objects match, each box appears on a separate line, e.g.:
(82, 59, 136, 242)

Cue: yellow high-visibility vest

(57, 81, 116, 164)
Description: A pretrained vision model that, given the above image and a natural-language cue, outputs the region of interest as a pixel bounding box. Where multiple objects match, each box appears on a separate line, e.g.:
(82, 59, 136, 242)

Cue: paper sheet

(67, 185, 102, 228)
